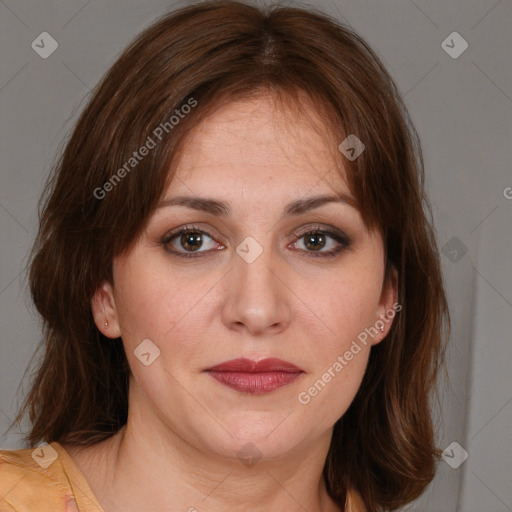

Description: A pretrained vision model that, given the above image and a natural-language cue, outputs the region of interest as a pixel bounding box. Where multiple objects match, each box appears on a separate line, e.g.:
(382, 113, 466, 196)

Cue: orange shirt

(0, 441, 366, 511)
(0, 442, 102, 512)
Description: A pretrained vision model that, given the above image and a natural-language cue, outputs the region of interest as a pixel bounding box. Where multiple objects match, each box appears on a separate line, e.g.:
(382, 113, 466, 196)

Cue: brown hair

(11, 1, 450, 510)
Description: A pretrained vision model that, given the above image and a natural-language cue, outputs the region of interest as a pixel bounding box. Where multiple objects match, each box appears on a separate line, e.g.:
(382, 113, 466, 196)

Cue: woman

(0, 1, 450, 511)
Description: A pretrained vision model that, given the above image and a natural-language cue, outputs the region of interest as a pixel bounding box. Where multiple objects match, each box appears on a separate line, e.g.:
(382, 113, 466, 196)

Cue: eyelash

(161, 224, 352, 260)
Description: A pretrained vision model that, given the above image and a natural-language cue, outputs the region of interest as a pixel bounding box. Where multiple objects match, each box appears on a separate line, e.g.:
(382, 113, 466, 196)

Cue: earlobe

(91, 281, 122, 339)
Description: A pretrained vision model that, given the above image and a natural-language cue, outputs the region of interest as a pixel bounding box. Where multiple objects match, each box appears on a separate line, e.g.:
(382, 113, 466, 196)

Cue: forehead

(169, 94, 350, 196)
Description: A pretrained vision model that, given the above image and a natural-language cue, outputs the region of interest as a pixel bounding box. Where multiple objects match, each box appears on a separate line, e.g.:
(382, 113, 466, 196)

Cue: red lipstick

(204, 358, 304, 394)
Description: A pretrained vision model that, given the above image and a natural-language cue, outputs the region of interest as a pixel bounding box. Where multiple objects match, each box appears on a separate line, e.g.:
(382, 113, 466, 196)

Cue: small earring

(379, 325, 384, 332)
(104, 320, 109, 327)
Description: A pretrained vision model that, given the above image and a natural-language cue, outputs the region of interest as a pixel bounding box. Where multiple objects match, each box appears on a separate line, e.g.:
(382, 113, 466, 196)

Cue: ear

(91, 281, 122, 339)
(371, 264, 399, 346)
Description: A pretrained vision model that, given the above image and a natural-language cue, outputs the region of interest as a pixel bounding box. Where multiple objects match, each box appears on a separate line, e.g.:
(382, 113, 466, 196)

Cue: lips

(204, 357, 304, 394)
(205, 357, 302, 373)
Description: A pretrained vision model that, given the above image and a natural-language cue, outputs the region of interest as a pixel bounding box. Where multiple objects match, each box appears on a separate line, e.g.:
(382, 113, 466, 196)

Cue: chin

(197, 419, 308, 462)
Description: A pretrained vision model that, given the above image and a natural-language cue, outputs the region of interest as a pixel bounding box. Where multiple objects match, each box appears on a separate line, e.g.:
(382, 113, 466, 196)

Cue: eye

(161, 224, 352, 259)
(290, 226, 352, 258)
(162, 225, 223, 258)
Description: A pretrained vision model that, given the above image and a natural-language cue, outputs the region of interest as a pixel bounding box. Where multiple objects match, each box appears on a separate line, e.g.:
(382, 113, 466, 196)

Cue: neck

(67, 417, 342, 512)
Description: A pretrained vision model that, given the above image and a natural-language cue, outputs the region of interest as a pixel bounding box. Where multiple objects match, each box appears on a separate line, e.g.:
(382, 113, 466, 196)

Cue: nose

(221, 243, 292, 337)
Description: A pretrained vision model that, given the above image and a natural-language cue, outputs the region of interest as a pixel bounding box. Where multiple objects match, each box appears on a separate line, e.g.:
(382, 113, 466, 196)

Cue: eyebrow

(156, 193, 358, 217)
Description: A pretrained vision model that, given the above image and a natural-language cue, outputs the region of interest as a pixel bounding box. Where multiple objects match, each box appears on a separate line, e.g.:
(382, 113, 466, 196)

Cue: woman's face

(94, 94, 397, 461)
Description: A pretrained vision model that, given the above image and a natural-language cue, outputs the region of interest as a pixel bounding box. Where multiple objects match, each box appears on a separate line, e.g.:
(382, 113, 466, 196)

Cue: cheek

(113, 258, 213, 367)
(292, 261, 381, 419)
(295, 263, 383, 353)
(296, 336, 371, 426)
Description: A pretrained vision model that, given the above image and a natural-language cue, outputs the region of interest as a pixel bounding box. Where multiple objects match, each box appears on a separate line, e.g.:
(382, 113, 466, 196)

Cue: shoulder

(0, 443, 76, 512)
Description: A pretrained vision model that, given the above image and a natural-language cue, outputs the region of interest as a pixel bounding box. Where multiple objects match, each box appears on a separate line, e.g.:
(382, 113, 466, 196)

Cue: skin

(63, 93, 397, 512)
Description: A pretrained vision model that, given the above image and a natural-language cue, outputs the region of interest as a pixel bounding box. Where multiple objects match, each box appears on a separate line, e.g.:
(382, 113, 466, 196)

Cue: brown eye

(161, 225, 223, 258)
(291, 228, 352, 258)
(179, 231, 204, 252)
(303, 232, 327, 251)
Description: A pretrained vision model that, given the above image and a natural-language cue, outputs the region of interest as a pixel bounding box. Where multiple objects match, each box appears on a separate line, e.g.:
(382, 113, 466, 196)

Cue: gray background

(1, 1, 511, 511)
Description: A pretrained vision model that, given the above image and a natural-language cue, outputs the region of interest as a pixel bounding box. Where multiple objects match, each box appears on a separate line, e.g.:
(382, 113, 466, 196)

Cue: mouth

(204, 357, 305, 394)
